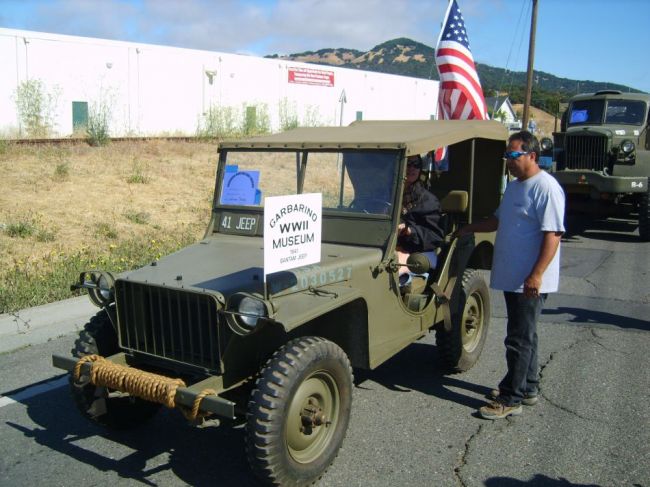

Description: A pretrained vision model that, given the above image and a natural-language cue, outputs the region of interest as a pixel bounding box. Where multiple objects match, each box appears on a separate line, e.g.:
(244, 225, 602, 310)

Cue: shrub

(13, 79, 59, 138)
(86, 97, 112, 146)
(278, 98, 299, 131)
(301, 105, 322, 127)
(196, 104, 240, 138)
(241, 103, 271, 135)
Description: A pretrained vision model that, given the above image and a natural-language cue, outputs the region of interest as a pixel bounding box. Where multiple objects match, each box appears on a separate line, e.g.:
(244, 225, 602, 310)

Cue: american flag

(435, 0, 488, 121)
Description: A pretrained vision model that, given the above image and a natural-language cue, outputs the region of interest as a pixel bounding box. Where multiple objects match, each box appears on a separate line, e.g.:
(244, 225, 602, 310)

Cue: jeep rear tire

(638, 185, 650, 241)
(246, 337, 353, 486)
(69, 308, 161, 429)
(436, 269, 490, 372)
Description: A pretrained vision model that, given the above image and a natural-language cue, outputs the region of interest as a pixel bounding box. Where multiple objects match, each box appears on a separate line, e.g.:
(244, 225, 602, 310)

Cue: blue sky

(1, 0, 648, 93)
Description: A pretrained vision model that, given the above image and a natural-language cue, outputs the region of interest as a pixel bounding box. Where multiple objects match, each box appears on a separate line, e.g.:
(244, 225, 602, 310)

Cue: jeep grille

(565, 134, 608, 171)
(115, 280, 222, 373)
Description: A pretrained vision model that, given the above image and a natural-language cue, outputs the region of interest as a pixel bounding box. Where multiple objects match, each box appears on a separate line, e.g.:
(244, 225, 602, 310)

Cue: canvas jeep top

(53, 119, 508, 486)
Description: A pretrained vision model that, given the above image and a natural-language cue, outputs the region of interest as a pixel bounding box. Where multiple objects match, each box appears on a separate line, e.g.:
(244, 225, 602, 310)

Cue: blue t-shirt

(491, 171, 565, 293)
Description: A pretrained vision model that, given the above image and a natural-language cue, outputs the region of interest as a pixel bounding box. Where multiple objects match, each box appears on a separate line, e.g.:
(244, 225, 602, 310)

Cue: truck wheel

(436, 269, 490, 372)
(638, 186, 650, 241)
(69, 308, 160, 429)
(246, 337, 353, 486)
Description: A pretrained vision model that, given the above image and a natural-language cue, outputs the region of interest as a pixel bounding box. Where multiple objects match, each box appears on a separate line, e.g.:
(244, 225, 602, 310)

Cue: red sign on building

(288, 67, 335, 87)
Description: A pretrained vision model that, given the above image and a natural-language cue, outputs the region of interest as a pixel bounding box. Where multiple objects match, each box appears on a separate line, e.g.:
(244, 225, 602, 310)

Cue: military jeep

(551, 90, 650, 240)
(53, 120, 507, 486)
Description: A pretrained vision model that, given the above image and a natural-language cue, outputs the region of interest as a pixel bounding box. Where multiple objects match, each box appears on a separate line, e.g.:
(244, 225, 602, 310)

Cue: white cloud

(12, 0, 475, 55)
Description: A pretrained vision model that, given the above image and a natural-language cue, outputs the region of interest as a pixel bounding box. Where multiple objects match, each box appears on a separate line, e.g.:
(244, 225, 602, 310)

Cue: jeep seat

(438, 190, 468, 237)
(402, 190, 468, 303)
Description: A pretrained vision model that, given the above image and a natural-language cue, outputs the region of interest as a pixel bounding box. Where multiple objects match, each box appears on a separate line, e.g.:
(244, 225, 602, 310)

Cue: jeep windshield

(568, 99, 647, 126)
(216, 150, 399, 216)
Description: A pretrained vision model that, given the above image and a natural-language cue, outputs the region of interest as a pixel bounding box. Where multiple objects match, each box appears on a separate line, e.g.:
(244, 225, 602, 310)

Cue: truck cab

(552, 90, 650, 239)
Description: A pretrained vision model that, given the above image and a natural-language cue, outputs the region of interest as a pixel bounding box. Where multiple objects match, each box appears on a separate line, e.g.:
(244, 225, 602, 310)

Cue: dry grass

(0, 140, 217, 268)
(512, 104, 559, 137)
(0, 140, 355, 312)
(0, 140, 218, 311)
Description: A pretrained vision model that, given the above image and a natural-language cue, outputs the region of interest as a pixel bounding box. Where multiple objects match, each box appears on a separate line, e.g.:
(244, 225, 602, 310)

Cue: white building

(0, 28, 440, 137)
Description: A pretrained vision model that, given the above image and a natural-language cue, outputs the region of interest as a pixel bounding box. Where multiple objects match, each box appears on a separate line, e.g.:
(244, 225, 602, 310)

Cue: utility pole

(522, 0, 538, 133)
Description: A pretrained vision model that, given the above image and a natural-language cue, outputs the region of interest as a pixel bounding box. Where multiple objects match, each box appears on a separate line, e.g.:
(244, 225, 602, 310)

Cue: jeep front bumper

(53, 353, 236, 419)
(552, 171, 647, 194)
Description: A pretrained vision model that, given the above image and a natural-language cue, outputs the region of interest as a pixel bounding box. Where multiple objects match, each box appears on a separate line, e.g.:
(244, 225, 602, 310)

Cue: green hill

(267, 38, 643, 114)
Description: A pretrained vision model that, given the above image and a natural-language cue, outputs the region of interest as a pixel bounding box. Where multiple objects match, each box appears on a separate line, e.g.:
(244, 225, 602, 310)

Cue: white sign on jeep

(264, 193, 322, 278)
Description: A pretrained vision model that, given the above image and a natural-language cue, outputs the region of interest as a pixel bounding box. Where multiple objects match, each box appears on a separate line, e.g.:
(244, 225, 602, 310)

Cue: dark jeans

(498, 291, 547, 406)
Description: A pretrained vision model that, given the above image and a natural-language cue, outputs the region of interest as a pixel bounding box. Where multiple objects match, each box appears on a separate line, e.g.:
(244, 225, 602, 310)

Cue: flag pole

(522, 0, 538, 132)
(434, 0, 454, 55)
(433, 0, 454, 120)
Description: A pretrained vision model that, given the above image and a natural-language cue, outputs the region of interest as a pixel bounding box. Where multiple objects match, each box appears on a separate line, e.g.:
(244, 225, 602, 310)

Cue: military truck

(550, 90, 650, 240)
(53, 120, 507, 486)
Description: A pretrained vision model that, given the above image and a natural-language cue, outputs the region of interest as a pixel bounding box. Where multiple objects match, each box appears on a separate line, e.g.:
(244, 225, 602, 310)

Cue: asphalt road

(0, 213, 648, 487)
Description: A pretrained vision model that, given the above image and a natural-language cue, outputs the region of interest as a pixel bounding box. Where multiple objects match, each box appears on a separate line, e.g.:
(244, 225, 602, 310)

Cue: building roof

(485, 96, 511, 114)
(218, 119, 508, 155)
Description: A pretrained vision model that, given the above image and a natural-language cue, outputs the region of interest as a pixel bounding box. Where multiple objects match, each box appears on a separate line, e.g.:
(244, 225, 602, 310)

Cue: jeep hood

(120, 234, 382, 299)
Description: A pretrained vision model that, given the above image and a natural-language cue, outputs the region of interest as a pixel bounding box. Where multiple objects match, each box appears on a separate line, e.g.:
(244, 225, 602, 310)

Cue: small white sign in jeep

(264, 193, 322, 278)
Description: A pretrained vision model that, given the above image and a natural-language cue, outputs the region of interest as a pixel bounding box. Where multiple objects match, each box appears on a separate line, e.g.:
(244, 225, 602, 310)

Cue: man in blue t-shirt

(457, 130, 565, 420)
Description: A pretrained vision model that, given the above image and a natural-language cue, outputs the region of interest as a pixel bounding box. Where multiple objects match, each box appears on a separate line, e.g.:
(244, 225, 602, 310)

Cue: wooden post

(522, 0, 538, 133)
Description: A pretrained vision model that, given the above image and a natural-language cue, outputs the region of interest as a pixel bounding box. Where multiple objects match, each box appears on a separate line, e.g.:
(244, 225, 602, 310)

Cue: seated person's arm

(400, 193, 444, 251)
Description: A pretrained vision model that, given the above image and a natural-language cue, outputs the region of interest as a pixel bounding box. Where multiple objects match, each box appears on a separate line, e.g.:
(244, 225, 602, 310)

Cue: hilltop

(267, 38, 643, 113)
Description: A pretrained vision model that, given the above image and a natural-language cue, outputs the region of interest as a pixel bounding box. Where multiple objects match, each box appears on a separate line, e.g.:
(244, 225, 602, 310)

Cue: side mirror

(406, 252, 436, 275)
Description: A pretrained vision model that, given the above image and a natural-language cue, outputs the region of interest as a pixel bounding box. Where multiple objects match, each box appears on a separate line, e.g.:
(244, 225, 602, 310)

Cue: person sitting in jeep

(397, 154, 444, 276)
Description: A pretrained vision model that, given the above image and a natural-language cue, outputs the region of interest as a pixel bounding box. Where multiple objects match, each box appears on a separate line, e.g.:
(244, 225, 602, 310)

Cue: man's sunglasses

(504, 151, 529, 159)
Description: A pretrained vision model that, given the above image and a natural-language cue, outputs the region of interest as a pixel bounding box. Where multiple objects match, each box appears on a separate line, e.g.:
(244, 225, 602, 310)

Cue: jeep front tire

(69, 308, 161, 429)
(436, 269, 490, 372)
(246, 336, 353, 486)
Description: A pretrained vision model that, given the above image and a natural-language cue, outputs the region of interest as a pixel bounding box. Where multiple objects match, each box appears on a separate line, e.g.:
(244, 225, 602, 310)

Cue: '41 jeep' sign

(264, 193, 322, 279)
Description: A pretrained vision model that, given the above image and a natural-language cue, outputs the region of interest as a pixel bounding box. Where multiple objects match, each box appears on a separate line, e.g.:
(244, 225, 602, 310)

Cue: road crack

(453, 424, 483, 487)
(583, 277, 598, 289)
(10, 312, 32, 334)
(537, 328, 622, 422)
(539, 392, 595, 422)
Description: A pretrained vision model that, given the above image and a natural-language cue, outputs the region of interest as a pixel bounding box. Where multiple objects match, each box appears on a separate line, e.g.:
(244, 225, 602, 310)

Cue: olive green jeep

(53, 120, 507, 486)
(550, 90, 650, 240)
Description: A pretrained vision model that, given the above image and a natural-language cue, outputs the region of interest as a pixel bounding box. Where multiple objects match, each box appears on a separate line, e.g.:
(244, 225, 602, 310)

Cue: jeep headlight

(540, 137, 553, 151)
(621, 140, 635, 154)
(226, 293, 270, 334)
(238, 297, 267, 328)
(72, 271, 115, 307)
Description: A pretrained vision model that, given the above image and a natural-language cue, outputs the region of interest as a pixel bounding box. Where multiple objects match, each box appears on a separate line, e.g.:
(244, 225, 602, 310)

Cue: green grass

(53, 162, 70, 180)
(5, 221, 36, 238)
(0, 230, 197, 314)
(95, 222, 118, 239)
(126, 157, 150, 184)
(123, 210, 150, 225)
(3, 215, 57, 242)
